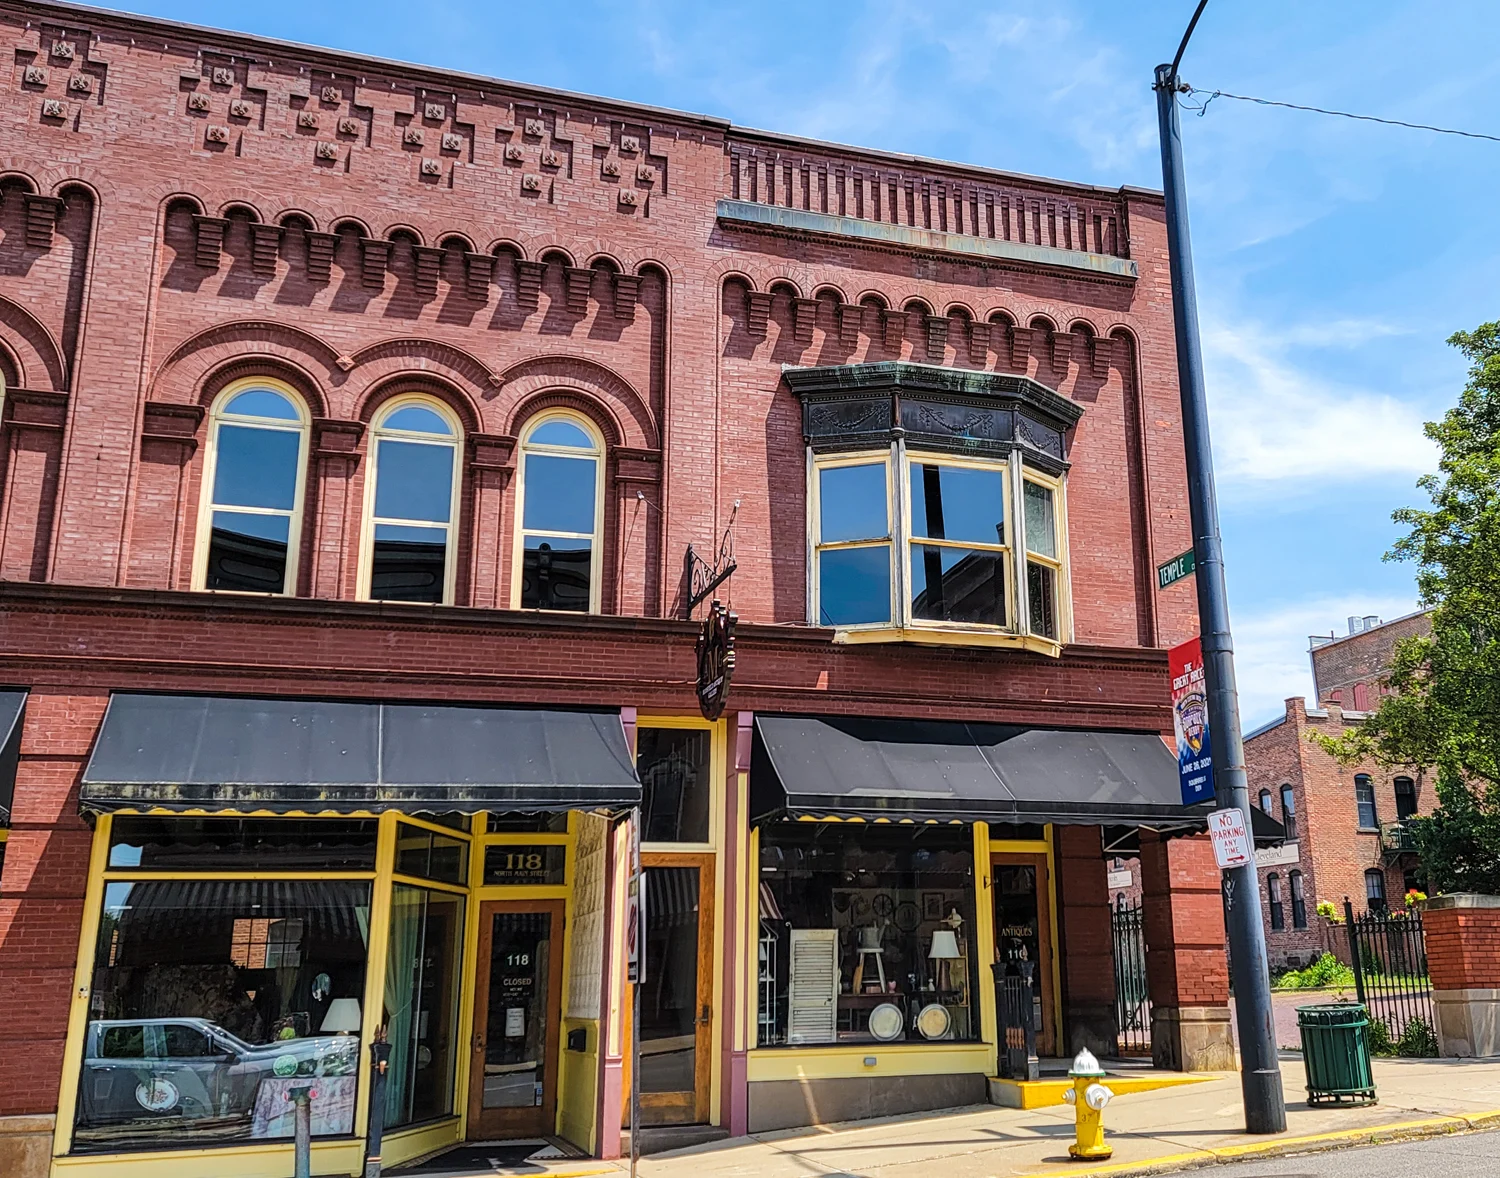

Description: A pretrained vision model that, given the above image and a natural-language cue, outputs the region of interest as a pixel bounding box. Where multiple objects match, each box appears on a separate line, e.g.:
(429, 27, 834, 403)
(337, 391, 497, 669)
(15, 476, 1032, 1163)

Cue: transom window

(810, 448, 1068, 641)
(362, 398, 462, 605)
(195, 380, 309, 595)
(513, 413, 604, 613)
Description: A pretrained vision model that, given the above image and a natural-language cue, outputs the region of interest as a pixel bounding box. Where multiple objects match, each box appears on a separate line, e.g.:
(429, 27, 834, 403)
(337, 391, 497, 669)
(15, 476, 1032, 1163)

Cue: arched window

(1394, 776, 1417, 821)
(513, 412, 604, 613)
(196, 380, 310, 594)
(1267, 874, 1284, 931)
(1355, 773, 1379, 830)
(1258, 788, 1273, 815)
(1280, 785, 1297, 841)
(361, 397, 462, 604)
(1289, 870, 1307, 928)
(1365, 868, 1387, 912)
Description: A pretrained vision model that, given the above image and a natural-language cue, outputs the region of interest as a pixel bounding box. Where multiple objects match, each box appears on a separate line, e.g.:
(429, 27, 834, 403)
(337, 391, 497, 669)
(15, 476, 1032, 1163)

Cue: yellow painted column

(973, 822, 998, 1063)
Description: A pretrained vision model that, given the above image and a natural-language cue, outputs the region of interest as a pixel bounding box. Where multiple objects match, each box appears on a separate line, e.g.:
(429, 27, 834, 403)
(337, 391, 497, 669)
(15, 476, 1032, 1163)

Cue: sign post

(626, 810, 643, 1178)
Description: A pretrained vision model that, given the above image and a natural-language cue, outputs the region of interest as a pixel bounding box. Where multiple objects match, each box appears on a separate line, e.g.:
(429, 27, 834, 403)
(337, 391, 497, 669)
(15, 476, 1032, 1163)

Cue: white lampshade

(320, 997, 363, 1034)
(929, 929, 961, 960)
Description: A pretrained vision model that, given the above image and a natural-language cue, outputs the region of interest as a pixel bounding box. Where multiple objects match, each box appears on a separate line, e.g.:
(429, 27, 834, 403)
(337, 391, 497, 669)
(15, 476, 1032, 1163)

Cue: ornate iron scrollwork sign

(696, 599, 738, 721)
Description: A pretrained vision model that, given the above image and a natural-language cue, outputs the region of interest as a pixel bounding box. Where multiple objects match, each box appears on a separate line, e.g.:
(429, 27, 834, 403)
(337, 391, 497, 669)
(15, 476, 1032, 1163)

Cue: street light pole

(1153, 3, 1286, 1136)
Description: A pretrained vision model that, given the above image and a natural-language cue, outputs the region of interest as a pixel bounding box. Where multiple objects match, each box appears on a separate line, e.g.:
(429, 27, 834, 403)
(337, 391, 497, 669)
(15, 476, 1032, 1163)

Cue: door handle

(699, 1003, 711, 1026)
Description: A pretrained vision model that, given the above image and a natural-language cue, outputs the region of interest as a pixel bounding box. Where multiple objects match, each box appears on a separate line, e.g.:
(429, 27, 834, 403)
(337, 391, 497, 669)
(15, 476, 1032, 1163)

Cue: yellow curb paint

(1008, 1108, 1500, 1178)
(992, 1074, 1211, 1110)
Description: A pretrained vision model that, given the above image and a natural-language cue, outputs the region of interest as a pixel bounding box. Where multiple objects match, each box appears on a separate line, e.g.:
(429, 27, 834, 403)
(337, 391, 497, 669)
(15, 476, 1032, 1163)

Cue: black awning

(1102, 804, 1286, 856)
(752, 714, 1207, 826)
(0, 690, 27, 826)
(80, 693, 640, 814)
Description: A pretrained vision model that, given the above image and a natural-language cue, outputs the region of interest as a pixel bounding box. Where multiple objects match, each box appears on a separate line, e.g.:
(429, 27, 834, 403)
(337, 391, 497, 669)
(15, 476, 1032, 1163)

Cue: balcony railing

(1381, 821, 1419, 857)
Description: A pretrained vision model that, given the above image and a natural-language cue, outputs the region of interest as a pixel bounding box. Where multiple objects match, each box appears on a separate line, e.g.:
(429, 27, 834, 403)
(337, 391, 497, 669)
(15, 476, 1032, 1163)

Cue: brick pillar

(1423, 894, 1500, 1058)
(1055, 826, 1117, 1056)
(1140, 830, 1234, 1070)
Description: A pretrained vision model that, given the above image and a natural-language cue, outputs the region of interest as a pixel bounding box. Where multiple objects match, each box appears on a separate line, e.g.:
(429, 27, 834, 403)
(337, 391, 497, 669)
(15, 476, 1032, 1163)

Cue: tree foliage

(1315, 324, 1500, 894)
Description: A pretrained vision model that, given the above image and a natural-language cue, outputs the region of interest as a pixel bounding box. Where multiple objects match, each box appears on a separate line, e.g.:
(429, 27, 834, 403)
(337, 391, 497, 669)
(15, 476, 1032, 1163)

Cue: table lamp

(320, 997, 363, 1035)
(929, 929, 961, 991)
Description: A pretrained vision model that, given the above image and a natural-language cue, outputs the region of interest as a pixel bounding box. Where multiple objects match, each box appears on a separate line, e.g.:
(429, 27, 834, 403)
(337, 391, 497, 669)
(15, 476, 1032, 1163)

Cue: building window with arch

(1267, 873, 1284, 931)
(1394, 776, 1417, 821)
(195, 380, 310, 595)
(1354, 773, 1379, 830)
(1289, 869, 1307, 928)
(361, 398, 462, 605)
(1258, 788, 1273, 815)
(513, 412, 604, 613)
(1365, 868, 1387, 912)
(1280, 785, 1297, 840)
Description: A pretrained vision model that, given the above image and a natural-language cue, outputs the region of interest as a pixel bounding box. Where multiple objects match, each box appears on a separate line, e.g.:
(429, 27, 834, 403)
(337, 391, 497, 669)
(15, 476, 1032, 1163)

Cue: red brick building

(1244, 612, 1433, 970)
(0, 3, 1228, 1175)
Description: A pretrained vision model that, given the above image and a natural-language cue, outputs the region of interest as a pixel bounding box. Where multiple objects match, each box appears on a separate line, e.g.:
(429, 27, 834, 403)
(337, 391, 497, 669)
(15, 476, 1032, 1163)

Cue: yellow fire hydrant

(1061, 1047, 1114, 1160)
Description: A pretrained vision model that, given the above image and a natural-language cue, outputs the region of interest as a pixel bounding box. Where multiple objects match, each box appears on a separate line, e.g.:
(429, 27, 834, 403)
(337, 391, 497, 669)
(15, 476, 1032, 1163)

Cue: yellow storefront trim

(50, 1138, 364, 1178)
(380, 1116, 462, 1171)
(746, 1043, 994, 1083)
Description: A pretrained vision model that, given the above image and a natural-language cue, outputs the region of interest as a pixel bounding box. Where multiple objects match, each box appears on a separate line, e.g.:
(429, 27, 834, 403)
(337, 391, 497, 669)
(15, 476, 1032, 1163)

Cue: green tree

(1315, 323, 1500, 894)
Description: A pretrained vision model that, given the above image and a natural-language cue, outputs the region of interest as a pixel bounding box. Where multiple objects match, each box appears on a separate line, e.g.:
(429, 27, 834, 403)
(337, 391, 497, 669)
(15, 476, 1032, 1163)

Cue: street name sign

(1157, 548, 1196, 590)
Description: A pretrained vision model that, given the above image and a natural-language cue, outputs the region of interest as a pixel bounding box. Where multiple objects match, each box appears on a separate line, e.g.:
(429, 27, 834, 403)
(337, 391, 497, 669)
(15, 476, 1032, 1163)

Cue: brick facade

(1309, 610, 1431, 712)
(0, 0, 1220, 1139)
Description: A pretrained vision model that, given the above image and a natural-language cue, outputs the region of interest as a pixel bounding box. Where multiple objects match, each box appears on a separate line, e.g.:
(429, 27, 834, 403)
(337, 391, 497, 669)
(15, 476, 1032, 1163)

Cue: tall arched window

(1266, 874, 1284, 931)
(361, 397, 462, 604)
(195, 380, 310, 595)
(1355, 773, 1379, 830)
(1365, 868, 1387, 912)
(513, 412, 604, 613)
(1289, 870, 1307, 928)
(1280, 785, 1298, 840)
(1258, 788, 1273, 815)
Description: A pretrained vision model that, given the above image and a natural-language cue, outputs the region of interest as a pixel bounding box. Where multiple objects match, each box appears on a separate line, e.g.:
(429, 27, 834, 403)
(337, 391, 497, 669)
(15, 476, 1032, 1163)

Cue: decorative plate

(893, 901, 921, 932)
(871, 893, 895, 918)
(916, 1002, 951, 1040)
(868, 1002, 904, 1042)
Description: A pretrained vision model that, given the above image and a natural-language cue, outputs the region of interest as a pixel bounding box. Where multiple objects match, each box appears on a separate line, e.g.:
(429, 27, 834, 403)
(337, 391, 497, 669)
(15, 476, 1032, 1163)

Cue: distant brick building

(1244, 613, 1433, 970)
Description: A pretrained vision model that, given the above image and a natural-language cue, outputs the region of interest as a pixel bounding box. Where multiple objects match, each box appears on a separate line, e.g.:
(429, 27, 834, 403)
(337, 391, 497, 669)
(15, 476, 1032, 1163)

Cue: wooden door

(625, 853, 714, 1126)
(467, 900, 565, 1140)
(991, 853, 1056, 1057)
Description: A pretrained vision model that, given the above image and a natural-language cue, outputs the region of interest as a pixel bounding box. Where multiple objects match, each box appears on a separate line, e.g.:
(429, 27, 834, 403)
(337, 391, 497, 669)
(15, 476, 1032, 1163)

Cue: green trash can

(1297, 1004, 1377, 1106)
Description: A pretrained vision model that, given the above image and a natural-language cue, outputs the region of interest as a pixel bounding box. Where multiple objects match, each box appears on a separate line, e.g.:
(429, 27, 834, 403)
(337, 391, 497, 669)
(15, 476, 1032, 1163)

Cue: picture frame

(922, 893, 943, 921)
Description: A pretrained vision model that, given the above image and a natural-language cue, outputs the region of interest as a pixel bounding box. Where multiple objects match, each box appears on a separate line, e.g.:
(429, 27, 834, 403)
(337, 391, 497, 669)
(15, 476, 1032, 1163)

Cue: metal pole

(290, 1084, 313, 1178)
(363, 1036, 391, 1178)
(629, 808, 643, 1178)
(1154, 46, 1285, 1133)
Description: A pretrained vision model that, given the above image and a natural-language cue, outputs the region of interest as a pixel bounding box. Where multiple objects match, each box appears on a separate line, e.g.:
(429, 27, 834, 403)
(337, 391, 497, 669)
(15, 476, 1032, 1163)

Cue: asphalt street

(1209, 1128, 1500, 1177)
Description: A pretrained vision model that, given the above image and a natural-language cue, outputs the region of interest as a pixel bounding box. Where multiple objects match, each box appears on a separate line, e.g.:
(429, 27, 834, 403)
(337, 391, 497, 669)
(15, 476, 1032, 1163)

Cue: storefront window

(385, 886, 465, 1128)
(76, 879, 370, 1153)
(107, 817, 378, 871)
(394, 823, 469, 884)
(757, 824, 978, 1046)
(638, 727, 712, 844)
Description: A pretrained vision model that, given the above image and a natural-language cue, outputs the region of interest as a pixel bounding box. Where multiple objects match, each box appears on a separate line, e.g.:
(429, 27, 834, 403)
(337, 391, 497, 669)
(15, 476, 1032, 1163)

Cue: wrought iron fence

(1343, 898, 1437, 1055)
(1112, 899, 1151, 1055)
(994, 967, 1039, 1080)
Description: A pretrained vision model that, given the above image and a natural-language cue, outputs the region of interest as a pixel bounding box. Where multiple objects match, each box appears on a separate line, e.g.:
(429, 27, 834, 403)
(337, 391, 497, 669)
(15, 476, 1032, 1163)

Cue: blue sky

(114, 0, 1499, 726)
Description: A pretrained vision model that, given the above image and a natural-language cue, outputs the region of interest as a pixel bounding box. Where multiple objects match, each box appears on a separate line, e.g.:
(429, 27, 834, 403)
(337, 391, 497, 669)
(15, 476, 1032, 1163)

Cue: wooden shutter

(787, 928, 839, 1044)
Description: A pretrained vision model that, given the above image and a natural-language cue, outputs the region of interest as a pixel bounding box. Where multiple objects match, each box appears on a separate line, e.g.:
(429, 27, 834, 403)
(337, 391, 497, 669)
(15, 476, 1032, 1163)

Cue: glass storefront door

(633, 854, 713, 1126)
(990, 853, 1055, 1057)
(467, 901, 564, 1140)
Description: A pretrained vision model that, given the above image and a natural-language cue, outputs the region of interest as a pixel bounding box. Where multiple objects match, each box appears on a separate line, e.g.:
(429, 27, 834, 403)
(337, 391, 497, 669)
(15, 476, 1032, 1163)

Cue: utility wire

(1181, 84, 1500, 144)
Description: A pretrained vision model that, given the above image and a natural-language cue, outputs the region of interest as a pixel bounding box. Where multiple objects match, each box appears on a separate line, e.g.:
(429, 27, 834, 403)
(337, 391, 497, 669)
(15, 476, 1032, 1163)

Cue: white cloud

(1201, 318, 1438, 488)
(1232, 593, 1420, 730)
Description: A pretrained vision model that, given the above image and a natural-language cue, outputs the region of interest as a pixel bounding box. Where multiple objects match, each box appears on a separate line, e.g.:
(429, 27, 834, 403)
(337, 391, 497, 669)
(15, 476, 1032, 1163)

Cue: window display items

(867, 1002, 904, 1042)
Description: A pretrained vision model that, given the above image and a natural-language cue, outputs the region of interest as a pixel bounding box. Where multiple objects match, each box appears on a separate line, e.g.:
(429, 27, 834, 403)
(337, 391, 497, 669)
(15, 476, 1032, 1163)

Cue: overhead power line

(1180, 84, 1500, 144)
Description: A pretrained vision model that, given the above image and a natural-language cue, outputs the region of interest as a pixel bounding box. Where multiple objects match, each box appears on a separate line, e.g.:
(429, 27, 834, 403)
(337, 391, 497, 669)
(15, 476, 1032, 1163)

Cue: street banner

(1169, 636, 1215, 806)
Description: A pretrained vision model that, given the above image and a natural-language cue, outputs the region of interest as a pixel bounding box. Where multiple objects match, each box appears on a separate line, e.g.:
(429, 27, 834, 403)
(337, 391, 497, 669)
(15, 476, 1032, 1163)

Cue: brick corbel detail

(1087, 334, 1114, 376)
(613, 446, 662, 485)
(412, 246, 444, 296)
(882, 309, 909, 351)
(514, 259, 546, 309)
(359, 238, 392, 289)
(464, 253, 496, 301)
(967, 320, 992, 360)
(311, 418, 365, 460)
(836, 302, 862, 345)
(563, 267, 594, 315)
(468, 433, 516, 473)
(923, 315, 949, 360)
(744, 290, 772, 337)
(1049, 330, 1074, 370)
(4, 388, 69, 432)
(20, 193, 63, 250)
(249, 222, 283, 276)
(140, 401, 204, 456)
(791, 297, 818, 342)
(612, 272, 641, 319)
(1009, 325, 1033, 368)
(305, 232, 338, 283)
(192, 215, 229, 269)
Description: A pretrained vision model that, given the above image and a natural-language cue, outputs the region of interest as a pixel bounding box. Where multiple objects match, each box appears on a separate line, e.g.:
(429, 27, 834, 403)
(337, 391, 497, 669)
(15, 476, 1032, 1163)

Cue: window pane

(374, 440, 454, 524)
(371, 523, 447, 603)
(385, 887, 464, 1128)
(206, 511, 290, 594)
(382, 405, 452, 435)
(819, 463, 888, 543)
(486, 813, 570, 834)
(520, 536, 592, 611)
(910, 545, 1004, 626)
(1024, 481, 1057, 558)
(758, 824, 978, 1047)
(107, 818, 377, 871)
(818, 544, 891, 626)
(479, 912, 553, 1108)
(224, 388, 300, 421)
(522, 454, 597, 534)
(640, 867, 700, 1092)
(1026, 560, 1056, 638)
(76, 880, 369, 1154)
(910, 464, 1005, 545)
(1394, 777, 1417, 820)
(1355, 776, 1378, 829)
(394, 823, 469, 885)
(213, 425, 300, 511)
(526, 419, 594, 449)
(638, 727, 712, 843)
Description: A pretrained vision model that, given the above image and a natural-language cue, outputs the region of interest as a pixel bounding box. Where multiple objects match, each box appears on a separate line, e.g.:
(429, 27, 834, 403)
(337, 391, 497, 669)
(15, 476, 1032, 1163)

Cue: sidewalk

(628, 1055, 1500, 1178)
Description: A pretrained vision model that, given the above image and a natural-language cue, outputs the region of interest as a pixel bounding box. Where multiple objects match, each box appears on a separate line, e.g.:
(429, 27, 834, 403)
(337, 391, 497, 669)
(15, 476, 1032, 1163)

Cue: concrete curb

(1012, 1108, 1500, 1177)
